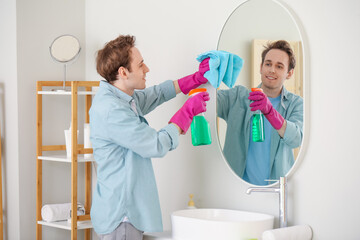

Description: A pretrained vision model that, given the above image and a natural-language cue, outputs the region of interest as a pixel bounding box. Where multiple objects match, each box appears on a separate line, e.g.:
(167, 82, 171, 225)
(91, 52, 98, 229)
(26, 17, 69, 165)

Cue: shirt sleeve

(217, 86, 249, 121)
(216, 89, 232, 120)
(106, 105, 179, 158)
(282, 97, 303, 148)
(134, 80, 176, 115)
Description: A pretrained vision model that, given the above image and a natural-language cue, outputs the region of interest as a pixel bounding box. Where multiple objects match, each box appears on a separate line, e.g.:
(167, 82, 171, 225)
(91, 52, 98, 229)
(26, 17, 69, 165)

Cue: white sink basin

(171, 209, 274, 240)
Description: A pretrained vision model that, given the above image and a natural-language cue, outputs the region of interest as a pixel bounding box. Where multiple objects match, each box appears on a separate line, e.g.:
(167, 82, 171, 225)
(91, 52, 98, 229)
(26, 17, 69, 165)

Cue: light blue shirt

(243, 96, 281, 185)
(217, 85, 303, 182)
(90, 80, 179, 234)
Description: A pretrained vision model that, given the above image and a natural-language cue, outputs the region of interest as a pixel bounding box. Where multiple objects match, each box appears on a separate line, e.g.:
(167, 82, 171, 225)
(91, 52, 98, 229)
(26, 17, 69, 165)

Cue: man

(217, 40, 303, 185)
(90, 35, 210, 239)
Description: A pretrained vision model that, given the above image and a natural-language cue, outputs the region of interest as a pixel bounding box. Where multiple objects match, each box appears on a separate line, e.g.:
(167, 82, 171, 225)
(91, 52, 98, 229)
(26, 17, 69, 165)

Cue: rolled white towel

(41, 203, 85, 222)
(262, 225, 313, 240)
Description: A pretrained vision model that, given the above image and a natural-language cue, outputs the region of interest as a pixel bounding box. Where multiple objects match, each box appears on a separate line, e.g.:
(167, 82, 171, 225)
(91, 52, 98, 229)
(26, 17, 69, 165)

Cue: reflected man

(217, 40, 303, 185)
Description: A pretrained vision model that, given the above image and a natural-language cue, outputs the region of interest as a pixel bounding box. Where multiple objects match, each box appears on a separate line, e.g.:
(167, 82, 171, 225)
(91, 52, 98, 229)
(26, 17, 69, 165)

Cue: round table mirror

(49, 35, 81, 90)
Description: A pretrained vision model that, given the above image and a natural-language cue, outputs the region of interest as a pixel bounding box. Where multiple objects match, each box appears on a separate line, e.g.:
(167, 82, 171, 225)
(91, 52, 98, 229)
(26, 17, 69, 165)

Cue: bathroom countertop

(143, 231, 172, 240)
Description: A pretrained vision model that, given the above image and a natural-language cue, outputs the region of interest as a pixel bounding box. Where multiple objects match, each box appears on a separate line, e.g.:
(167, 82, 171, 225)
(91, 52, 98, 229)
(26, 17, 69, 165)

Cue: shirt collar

(280, 86, 291, 109)
(100, 80, 133, 103)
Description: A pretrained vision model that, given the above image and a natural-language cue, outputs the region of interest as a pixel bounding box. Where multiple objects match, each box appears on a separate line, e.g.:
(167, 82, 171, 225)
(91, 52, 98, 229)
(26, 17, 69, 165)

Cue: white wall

(16, 0, 86, 238)
(1, 0, 359, 239)
(86, 0, 360, 239)
(1, 0, 86, 239)
(0, 0, 20, 239)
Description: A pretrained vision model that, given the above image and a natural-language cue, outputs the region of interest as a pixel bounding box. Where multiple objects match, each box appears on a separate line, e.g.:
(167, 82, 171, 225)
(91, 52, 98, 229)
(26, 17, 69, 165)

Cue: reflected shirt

(90, 80, 179, 234)
(217, 85, 303, 181)
(243, 96, 281, 185)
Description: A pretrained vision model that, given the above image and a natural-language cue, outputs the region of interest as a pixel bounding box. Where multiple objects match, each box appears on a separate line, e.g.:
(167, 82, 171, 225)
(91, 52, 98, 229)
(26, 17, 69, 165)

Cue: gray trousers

(99, 222, 143, 240)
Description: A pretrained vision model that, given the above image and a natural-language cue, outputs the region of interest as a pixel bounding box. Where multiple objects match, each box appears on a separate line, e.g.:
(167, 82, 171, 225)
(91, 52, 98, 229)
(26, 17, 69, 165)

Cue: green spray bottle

(189, 88, 212, 146)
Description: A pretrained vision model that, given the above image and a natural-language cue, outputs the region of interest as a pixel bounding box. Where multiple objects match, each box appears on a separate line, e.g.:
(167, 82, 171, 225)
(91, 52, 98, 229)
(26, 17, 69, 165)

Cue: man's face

(126, 47, 150, 90)
(260, 49, 293, 93)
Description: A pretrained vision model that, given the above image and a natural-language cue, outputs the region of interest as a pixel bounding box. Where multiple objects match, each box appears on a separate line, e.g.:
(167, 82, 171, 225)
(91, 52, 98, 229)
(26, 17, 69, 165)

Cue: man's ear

(118, 66, 128, 79)
(286, 69, 294, 79)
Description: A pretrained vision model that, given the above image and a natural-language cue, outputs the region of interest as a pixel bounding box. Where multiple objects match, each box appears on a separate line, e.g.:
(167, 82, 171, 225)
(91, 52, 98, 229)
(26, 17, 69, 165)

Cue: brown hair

(261, 40, 296, 72)
(96, 35, 136, 83)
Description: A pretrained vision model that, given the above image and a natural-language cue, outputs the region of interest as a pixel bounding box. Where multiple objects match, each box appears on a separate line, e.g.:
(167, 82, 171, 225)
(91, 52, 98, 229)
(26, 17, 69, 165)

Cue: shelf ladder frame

(36, 81, 99, 240)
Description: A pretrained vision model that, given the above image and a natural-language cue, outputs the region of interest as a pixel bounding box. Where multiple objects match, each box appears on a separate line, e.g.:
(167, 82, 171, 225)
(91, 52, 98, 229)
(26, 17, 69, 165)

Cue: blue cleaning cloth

(197, 50, 244, 89)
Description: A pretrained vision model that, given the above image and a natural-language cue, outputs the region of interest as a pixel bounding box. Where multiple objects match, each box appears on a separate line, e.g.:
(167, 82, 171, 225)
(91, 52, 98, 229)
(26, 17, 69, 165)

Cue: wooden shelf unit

(36, 81, 99, 240)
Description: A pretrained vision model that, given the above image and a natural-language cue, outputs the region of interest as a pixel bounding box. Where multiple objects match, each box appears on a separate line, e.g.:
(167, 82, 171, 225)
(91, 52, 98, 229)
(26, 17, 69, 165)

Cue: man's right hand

(169, 92, 210, 134)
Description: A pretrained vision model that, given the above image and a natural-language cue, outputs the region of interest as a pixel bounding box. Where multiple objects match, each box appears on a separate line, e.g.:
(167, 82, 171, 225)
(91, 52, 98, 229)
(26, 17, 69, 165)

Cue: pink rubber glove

(178, 58, 210, 94)
(169, 92, 210, 134)
(248, 91, 284, 130)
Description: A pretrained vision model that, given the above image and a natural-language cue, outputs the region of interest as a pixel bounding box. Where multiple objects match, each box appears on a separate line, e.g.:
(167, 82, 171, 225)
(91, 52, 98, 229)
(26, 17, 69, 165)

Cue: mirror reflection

(216, 0, 304, 185)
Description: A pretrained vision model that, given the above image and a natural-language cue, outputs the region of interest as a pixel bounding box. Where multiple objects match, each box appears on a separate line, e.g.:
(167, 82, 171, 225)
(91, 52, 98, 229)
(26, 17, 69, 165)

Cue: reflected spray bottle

(251, 88, 265, 142)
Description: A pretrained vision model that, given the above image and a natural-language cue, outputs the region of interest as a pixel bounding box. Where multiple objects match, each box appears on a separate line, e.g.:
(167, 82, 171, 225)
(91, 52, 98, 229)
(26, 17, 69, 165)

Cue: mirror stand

(61, 64, 68, 91)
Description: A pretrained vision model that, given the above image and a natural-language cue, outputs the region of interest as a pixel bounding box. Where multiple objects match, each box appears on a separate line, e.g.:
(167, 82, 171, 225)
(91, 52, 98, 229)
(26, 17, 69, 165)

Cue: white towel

(262, 225, 312, 240)
(41, 203, 85, 222)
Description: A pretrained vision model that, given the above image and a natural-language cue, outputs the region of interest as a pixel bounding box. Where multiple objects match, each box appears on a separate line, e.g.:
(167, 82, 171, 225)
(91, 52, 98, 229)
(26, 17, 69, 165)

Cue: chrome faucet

(246, 177, 287, 228)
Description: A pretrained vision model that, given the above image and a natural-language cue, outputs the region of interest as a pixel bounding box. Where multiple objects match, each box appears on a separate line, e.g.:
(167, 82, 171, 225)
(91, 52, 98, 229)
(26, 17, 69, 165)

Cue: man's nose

(144, 64, 150, 73)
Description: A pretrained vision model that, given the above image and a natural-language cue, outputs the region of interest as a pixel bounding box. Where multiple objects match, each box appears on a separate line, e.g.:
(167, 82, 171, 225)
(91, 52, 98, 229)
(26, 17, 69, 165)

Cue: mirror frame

(214, 0, 310, 186)
(49, 34, 81, 64)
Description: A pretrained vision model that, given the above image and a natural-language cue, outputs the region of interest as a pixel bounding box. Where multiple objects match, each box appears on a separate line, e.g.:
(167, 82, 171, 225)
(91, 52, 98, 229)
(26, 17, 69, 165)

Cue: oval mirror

(216, 0, 305, 186)
(49, 35, 81, 90)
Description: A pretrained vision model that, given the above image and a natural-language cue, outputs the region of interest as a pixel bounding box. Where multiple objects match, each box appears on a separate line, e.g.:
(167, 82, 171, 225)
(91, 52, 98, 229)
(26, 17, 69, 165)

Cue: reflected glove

(248, 91, 284, 130)
(169, 92, 210, 134)
(178, 58, 210, 94)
